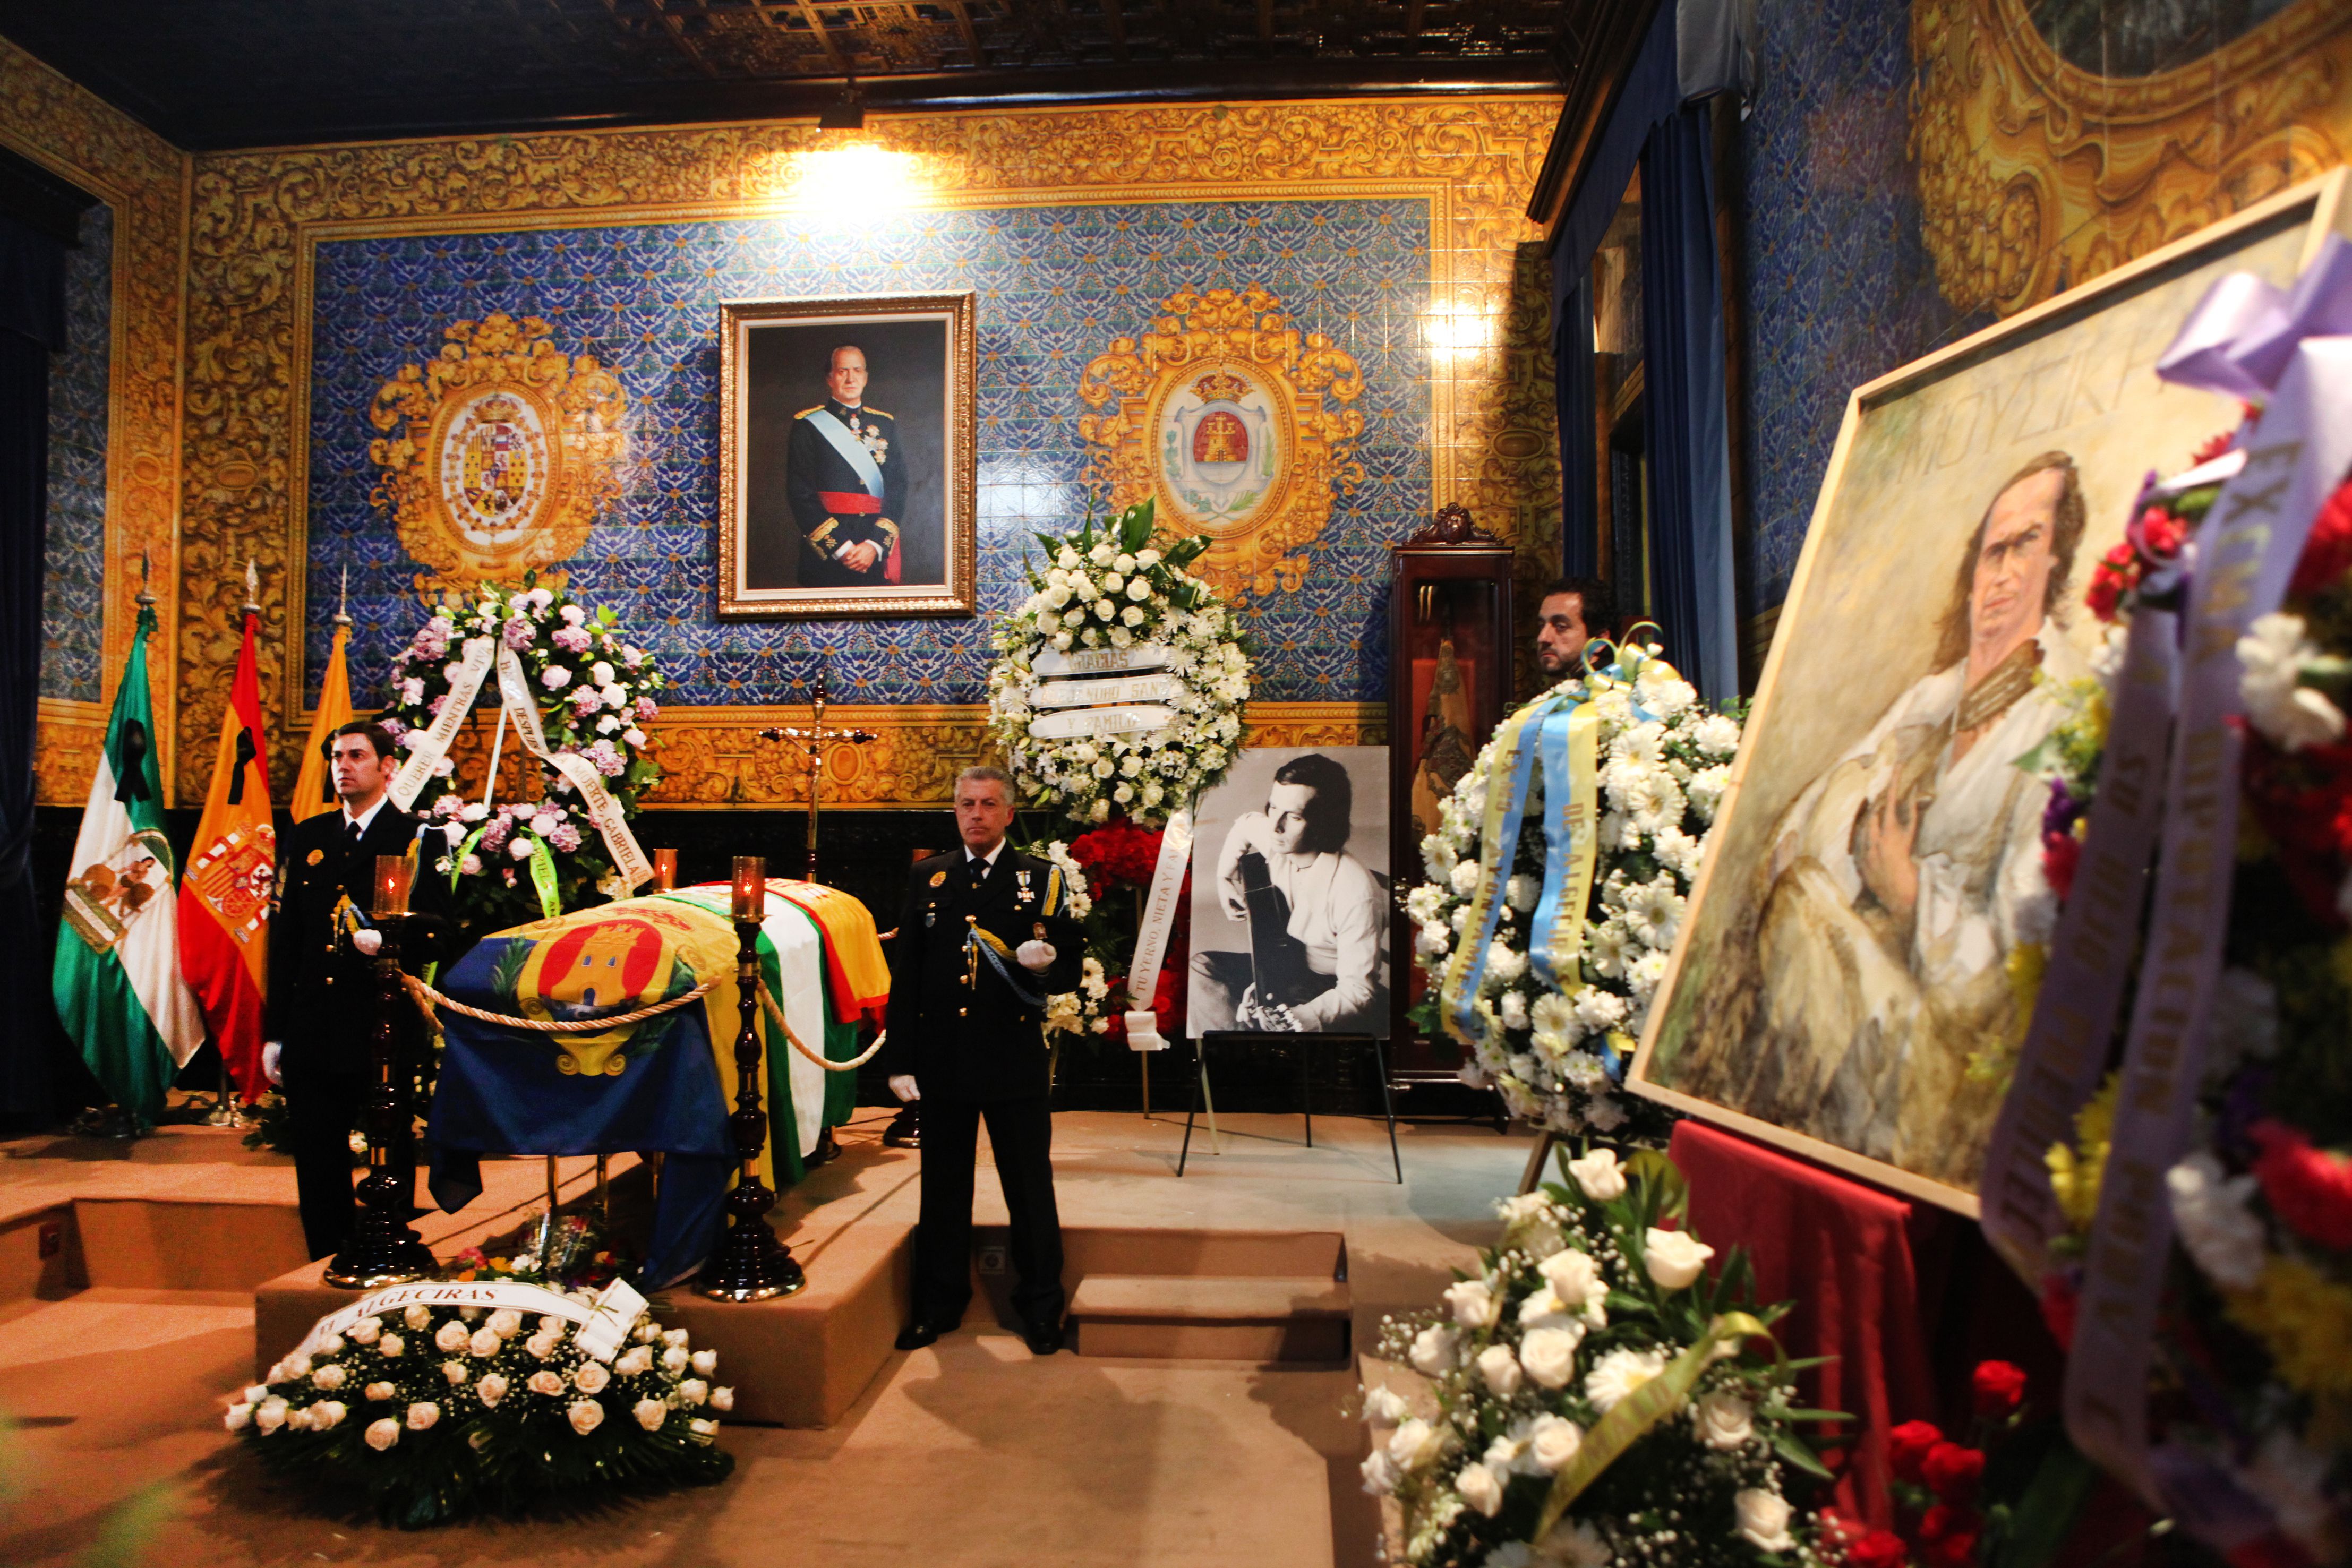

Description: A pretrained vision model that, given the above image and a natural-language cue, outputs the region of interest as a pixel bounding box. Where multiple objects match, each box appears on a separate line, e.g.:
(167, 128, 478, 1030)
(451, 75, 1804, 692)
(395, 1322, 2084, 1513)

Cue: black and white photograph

(716, 293, 976, 619)
(1187, 746, 1391, 1037)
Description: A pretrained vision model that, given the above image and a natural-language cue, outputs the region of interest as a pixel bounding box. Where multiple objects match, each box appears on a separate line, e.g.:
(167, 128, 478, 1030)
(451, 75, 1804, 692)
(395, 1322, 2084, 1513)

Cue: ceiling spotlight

(819, 81, 865, 131)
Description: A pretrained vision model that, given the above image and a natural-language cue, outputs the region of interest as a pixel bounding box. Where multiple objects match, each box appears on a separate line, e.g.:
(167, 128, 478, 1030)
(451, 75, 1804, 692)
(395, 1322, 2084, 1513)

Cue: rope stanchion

(400, 972, 720, 1033)
(757, 981, 885, 1072)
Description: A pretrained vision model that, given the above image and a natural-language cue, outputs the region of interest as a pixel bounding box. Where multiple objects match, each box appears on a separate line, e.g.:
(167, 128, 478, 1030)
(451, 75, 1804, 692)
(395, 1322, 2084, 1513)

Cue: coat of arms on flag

(53, 595, 204, 1123)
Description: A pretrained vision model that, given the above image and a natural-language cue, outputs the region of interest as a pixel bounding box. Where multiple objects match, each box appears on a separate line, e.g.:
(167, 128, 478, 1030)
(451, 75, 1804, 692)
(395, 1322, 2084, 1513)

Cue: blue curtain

(1547, 0, 1746, 699)
(1638, 106, 1739, 701)
(0, 211, 63, 1120)
(1557, 273, 1598, 577)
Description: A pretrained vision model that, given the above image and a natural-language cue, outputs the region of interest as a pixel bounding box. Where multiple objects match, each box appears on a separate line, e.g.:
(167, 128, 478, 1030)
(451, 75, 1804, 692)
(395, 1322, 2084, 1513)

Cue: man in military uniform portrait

(880, 766, 1082, 1356)
(264, 721, 430, 1260)
(785, 345, 907, 588)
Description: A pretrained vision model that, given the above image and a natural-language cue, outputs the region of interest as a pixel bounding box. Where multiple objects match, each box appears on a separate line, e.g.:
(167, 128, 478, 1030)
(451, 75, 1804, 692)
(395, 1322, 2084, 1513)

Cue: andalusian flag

(177, 598, 276, 1102)
(53, 600, 204, 1120)
(289, 609, 353, 824)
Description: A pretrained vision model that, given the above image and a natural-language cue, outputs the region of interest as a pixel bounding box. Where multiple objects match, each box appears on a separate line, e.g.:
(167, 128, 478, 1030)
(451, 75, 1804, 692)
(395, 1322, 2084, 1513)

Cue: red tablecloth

(1670, 1121, 1938, 1527)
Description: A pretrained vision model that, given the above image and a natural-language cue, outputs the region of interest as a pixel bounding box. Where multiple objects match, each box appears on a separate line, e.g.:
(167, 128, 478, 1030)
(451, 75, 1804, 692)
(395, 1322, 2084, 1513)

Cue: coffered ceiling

(0, 0, 1570, 149)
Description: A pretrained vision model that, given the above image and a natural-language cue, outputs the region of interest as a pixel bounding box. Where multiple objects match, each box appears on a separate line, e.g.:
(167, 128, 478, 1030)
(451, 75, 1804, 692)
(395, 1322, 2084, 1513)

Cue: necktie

(346, 820, 363, 846)
(967, 855, 988, 892)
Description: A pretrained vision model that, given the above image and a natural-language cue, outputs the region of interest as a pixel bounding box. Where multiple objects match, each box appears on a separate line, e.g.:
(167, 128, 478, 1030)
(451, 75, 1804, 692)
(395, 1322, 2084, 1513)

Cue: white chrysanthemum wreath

(1408, 637, 1741, 1139)
(986, 499, 1252, 828)
(379, 575, 666, 931)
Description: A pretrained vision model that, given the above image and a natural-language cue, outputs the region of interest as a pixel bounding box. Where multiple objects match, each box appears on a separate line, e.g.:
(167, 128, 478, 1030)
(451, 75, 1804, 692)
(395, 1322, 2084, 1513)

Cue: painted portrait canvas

(1628, 177, 2352, 1212)
(717, 293, 976, 619)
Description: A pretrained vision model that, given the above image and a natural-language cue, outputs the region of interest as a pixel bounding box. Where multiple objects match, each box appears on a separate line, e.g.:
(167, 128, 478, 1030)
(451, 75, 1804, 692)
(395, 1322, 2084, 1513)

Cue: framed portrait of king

(717, 293, 977, 619)
(1626, 171, 2352, 1215)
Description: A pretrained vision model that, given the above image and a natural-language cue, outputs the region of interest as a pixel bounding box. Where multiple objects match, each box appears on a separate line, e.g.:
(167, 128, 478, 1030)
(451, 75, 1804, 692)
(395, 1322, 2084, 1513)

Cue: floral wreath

(1364, 1146, 1837, 1567)
(227, 1293, 730, 1528)
(378, 576, 665, 933)
(986, 499, 1252, 829)
(1409, 636, 1742, 1140)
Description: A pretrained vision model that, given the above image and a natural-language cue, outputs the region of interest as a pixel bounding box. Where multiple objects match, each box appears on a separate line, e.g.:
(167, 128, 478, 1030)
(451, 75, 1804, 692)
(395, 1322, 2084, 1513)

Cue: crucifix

(757, 653, 877, 883)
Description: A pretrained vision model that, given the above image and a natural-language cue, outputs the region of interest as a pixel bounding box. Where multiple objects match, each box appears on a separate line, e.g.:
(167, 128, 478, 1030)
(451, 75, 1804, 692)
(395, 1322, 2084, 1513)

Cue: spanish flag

(289, 610, 353, 824)
(177, 601, 276, 1101)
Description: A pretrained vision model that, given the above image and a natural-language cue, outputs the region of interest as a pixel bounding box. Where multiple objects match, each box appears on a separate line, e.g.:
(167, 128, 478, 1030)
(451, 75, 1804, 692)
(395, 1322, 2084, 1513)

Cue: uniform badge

(929, 870, 947, 887)
(306, 848, 324, 866)
(1016, 868, 1034, 904)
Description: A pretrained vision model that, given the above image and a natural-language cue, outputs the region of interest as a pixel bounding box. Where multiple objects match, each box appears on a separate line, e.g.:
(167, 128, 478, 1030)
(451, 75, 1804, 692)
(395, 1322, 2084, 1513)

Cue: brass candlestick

(324, 856, 435, 1289)
(757, 656, 876, 883)
(701, 856, 804, 1301)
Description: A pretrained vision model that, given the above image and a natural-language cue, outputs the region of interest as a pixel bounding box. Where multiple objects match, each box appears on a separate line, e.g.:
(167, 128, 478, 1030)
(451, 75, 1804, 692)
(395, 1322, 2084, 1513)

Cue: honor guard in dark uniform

(882, 766, 1082, 1355)
(786, 344, 906, 589)
(266, 720, 432, 1260)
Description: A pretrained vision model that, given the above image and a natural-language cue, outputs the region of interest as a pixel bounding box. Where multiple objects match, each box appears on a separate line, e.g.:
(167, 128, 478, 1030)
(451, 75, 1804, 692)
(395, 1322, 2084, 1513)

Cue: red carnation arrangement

(2248, 1119, 2352, 1251)
(1067, 817, 1165, 897)
(1822, 1363, 2038, 1568)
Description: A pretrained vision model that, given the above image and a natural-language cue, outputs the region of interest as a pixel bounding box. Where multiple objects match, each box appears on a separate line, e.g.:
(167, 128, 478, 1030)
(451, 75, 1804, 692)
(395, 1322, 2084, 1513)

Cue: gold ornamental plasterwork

(178, 97, 1560, 798)
(365, 313, 629, 599)
(1910, 0, 2352, 317)
(1077, 286, 1365, 596)
(2, 39, 190, 806)
(422, 700, 1381, 810)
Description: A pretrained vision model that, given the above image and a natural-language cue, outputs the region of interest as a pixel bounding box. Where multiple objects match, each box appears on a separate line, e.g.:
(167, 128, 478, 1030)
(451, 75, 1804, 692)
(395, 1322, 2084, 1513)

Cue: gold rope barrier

(757, 981, 887, 1073)
(400, 972, 720, 1033)
(397, 970, 885, 1073)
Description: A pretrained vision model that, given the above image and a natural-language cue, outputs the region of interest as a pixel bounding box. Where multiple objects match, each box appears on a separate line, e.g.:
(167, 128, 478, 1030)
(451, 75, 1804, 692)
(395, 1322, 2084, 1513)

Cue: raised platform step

(1067, 1273, 1352, 1366)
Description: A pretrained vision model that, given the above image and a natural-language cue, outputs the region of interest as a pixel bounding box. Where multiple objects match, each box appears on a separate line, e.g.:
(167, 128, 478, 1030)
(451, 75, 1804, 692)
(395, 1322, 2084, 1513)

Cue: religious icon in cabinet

(1388, 504, 1515, 1076)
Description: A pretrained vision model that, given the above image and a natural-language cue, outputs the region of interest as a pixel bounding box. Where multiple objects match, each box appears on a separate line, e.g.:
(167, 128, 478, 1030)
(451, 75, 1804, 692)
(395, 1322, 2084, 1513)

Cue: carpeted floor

(0, 1107, 1529, 1566)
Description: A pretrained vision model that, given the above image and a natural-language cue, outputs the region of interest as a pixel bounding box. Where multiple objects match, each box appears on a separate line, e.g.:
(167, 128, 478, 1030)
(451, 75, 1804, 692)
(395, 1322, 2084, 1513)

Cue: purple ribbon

(2064, 232, 2352, 1510)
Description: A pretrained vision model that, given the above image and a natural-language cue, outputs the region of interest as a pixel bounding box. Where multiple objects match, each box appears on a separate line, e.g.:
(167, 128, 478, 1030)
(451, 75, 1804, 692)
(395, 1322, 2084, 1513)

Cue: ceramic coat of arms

(366, 312, 629, 598)
(1079, 286, 1364, 596)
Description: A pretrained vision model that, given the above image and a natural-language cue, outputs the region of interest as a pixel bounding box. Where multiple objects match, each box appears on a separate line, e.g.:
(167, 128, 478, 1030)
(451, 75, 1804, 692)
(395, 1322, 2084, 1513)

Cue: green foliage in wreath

(226, 1299, 733, 1528)
(378, 573, 666, 942)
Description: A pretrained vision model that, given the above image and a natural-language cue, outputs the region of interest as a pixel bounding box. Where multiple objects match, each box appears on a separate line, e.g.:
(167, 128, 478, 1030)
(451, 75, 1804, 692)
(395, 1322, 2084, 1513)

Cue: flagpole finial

(335, 564, 352, 629)
(135, 551, 154, 610)
(243, 559, 260, 617)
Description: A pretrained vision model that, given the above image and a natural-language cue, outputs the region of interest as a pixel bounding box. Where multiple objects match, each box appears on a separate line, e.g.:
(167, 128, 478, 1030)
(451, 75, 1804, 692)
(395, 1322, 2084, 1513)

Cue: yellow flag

(290, 618, 354, 823)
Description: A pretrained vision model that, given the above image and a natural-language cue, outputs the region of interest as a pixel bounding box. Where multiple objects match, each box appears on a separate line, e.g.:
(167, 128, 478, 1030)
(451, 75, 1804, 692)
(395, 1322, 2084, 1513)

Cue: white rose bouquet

(225, 1297, 730, 1526)
(987, 498, 1252, 828)
(379, 573, 666, 935)
(1363, 1147, 1841, 1567)
(1409, 639, 1741, 1139)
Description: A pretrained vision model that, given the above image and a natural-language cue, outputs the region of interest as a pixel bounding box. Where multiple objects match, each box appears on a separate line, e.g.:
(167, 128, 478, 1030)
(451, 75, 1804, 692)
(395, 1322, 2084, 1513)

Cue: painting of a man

(1713, 453, 2089, 1185)
(785, 345, 907, 588)
(721, 295, 974, 619)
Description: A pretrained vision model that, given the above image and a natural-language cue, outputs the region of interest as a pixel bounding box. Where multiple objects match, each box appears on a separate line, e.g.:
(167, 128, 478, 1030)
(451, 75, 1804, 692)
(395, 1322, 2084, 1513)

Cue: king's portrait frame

(716, 292, 977, 621)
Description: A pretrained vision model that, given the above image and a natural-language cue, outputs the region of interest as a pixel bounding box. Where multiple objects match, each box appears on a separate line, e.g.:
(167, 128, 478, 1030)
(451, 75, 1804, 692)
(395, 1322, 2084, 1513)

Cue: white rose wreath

(986, 499, 1252, 827)
(1409, 635, 1742, 1139)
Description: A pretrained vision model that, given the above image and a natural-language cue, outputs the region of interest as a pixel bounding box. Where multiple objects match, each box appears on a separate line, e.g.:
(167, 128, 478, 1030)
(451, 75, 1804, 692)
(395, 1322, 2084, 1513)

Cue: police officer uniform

(267, 795, 425, 1259)
(882, 841, 1081, 1344)
(786, 396, 906, 588)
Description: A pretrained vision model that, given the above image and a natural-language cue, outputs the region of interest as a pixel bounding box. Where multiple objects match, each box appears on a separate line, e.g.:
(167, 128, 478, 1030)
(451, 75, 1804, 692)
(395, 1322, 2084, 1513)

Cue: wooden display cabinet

(1387, 504, 1515, 1078)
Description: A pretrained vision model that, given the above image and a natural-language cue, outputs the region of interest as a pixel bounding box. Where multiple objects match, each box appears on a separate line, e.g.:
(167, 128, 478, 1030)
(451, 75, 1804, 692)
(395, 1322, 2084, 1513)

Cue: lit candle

(372, 855, 413, 918)
(731, 855, 765, 921)
(652, 847, 678, 892)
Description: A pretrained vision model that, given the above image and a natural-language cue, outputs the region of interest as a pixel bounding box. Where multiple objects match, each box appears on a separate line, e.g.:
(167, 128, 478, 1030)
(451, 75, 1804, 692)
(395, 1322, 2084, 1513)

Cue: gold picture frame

(716, 292, 977, 620)
(1626, 169, 2352, 1216)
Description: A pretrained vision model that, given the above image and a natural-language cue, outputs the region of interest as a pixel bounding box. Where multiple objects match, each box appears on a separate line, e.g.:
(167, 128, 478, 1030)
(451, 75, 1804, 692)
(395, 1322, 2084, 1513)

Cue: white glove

(888, 1074, 921, 1102)
(352, 928, 383, 955)
(262, 1041, 283, 1085)
(1015, 939, 1056, 972)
